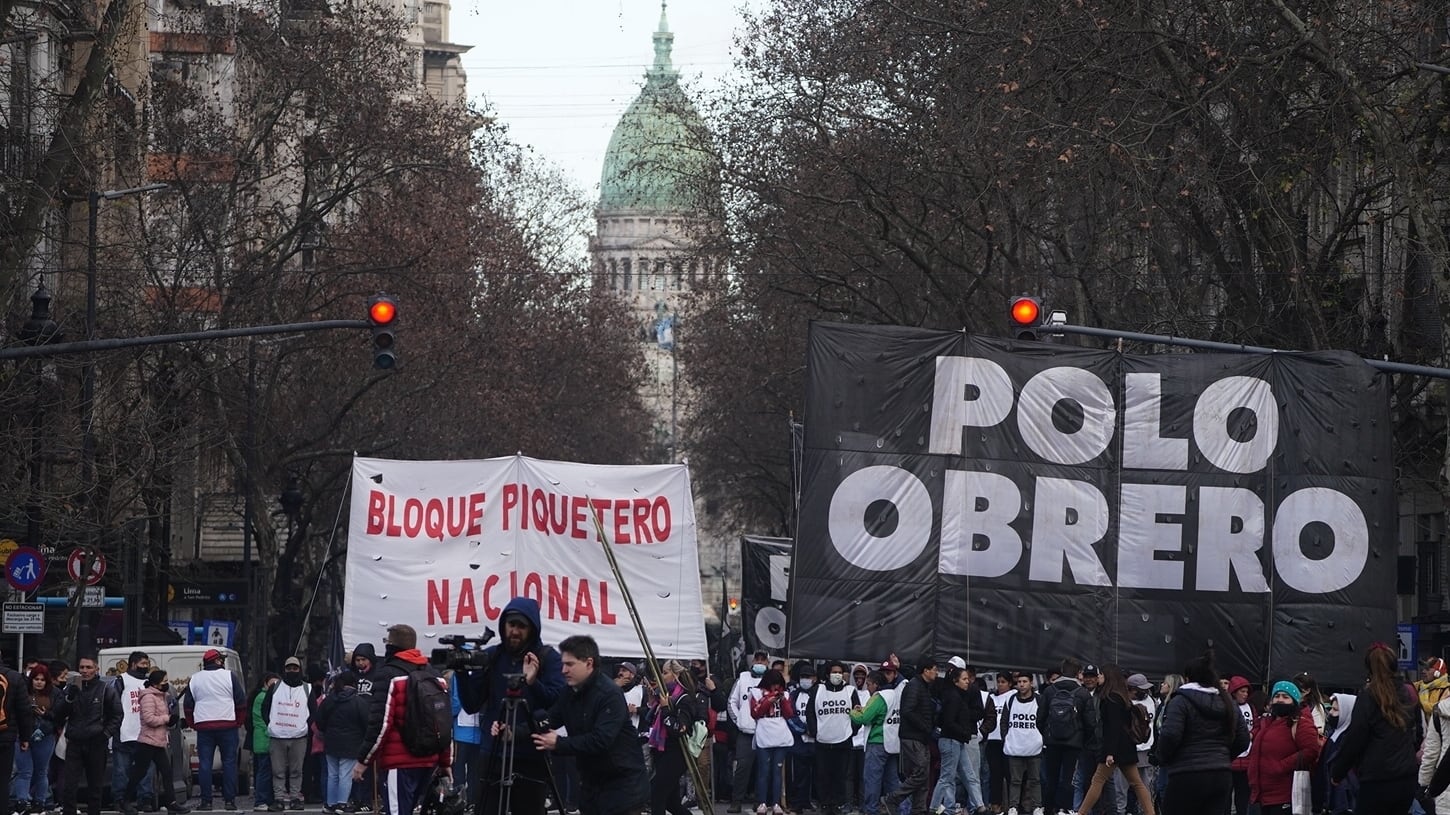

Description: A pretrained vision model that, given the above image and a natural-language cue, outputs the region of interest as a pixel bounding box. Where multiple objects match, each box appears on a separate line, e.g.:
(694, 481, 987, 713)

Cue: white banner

(342, 456, 707, 659)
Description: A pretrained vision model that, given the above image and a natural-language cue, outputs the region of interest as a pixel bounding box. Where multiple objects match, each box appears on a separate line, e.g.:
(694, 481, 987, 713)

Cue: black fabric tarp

(788, 322, 1395, 688)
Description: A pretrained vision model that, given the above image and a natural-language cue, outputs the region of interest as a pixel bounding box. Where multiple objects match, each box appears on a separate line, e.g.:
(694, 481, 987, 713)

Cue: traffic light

(1009, 295, 1043, 340)
(728, 597, 739, 612)
(368, 294, 397, 369)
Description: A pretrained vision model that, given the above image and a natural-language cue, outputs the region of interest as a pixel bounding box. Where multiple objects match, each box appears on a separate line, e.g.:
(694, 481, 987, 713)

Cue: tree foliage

(683, 0, 1450, 530)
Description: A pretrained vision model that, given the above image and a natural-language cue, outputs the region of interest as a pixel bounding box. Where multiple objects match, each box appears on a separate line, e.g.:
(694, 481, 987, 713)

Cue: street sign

(2, 603, 44, 634)
(66, 548, 105, 586)
(65, 586, 105, 607)
(5, 547, 45, 592)
(1398, 622, 1419, 671)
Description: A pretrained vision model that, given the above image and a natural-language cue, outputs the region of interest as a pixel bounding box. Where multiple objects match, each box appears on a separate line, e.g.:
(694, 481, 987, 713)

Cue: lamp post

(18, 283, 62, 553)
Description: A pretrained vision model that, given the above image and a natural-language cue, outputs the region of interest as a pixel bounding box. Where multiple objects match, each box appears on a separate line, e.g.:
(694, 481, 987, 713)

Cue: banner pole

(589, 507, 715, 815)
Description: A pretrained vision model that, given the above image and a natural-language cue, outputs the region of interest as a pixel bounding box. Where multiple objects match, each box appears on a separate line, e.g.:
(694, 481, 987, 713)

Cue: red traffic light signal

(1009, 296, 1043, 340)
(1010, 296, 1041, 327)
(369, 298, 397, 326)
(368, 294, 397, 369)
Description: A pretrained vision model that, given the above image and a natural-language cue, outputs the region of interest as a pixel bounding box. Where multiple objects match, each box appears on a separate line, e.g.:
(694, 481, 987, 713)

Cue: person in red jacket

(353, 624, 451, 815)
(1247, 680, 1322, 815)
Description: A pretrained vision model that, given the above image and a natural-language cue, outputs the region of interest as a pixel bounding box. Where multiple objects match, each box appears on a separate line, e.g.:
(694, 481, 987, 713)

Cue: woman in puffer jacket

(122, 670, 189, 815)
(1247, 681, 1321, 815)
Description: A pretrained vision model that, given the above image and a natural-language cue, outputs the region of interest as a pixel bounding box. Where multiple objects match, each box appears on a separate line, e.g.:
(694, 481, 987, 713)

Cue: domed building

(591, 3, 723, 462)
(591, 2, 723, 324)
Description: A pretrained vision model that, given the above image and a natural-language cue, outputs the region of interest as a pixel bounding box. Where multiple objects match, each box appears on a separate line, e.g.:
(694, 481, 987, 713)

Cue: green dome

(599, 6, 719, 215)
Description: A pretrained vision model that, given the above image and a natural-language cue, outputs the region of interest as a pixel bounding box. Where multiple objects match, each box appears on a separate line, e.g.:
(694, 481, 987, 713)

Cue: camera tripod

(482, 693, 566, 815)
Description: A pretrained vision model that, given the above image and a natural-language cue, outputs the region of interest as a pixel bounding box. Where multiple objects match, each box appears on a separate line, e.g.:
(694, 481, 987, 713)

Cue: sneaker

(287, 804, 303, 812)
(254, 807, 270, 812)
(223, 804, 235, 812)
(267, 806, 284, 813)
(196, 805, 213, 813)
(1005, 810, 1018, 815)
(165, 805, 191, 815)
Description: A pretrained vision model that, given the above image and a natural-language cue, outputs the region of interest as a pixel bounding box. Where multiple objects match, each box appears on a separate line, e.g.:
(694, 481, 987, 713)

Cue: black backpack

(1045, 687, 1082, 743)
(401, 668, 452, 757)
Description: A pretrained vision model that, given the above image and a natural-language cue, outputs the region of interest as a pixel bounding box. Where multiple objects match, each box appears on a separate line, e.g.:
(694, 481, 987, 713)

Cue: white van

(98, 645, 250, 795)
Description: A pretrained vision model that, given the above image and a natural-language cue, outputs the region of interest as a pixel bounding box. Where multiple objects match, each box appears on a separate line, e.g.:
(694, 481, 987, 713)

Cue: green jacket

(849, 691, 887, 744)
(249, 691, 270, 753)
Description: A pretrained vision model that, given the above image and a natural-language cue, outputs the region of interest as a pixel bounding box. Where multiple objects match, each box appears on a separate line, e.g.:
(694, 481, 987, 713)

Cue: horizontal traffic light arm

(1050, 321, 1450, 379)
(0, 319, 371, 361)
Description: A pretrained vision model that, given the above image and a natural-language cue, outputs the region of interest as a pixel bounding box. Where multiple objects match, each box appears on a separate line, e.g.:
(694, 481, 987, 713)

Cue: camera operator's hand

(522, 651, 540, 685)
(491, 721, 512, 741)
(531, 729, 559, 751)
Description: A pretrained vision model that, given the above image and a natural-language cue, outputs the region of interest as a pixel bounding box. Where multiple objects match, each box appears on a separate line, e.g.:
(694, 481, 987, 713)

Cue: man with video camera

(456, 597, 565, 815)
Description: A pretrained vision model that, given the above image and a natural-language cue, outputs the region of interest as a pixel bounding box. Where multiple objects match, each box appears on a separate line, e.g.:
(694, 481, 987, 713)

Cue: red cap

(203, 648, 222, 661)
(881, 659, 899, 670)
(1227, 676, 1250, 695)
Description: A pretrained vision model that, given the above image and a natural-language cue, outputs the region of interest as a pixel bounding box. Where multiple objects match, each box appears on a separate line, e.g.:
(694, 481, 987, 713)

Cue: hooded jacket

(455, 597, 565, 761)
(318, 685, 371, 760)
(353, 644, 380, 697)
(1155, 684, 1251, 775)
(1332, 684, 1420, 784)
(360, 649, 452, 771)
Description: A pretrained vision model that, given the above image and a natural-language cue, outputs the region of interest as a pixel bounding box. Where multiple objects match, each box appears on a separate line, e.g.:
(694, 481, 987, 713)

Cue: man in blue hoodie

(457, 597, 566, 815)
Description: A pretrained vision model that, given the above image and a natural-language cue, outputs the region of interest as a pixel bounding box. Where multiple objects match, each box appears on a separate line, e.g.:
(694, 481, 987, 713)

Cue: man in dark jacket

(533, 635, 646, 815)
(456, 597, 565, 815)
(54, 656, 118, 815)
(1039, 657, 1101, 815)
(352, 645, 380, 698)
(1155, 679, 1250, 813)
(883, 656, 937, 815)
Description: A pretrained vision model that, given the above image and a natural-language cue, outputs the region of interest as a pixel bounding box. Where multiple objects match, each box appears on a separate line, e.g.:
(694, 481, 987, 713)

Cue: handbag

(1290, 718, 1312, 815)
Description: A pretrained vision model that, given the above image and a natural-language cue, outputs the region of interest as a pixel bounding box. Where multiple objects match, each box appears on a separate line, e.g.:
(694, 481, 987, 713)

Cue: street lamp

(19, 282, 62, 554)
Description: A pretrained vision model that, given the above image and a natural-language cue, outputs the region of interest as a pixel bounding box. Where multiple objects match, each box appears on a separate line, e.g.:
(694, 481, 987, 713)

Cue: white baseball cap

(948, 656, 966, 670)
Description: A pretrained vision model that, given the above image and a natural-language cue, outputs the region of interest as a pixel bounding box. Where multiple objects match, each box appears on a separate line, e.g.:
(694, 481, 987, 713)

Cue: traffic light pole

(0, 318, 371, 361)
(1049, 322, 1450, 380)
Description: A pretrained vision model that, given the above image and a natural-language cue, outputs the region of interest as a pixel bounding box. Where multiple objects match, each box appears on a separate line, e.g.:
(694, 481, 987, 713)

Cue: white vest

(189, 668, 236, 726)
(624, 684, 644, 731)
(1236, 702, 1254, 758)
(1134, 696, 1158, 752)
(791, 688, 814, 743)
(987, 690, 1014, 742)
(118, 673, 147, 743)
(881, 688, 901, 754)
(1001, 694, 1043, 757)
(267, 682, 311, 739)
(730, 673, 762, 734)
(813, 684, 858, 745)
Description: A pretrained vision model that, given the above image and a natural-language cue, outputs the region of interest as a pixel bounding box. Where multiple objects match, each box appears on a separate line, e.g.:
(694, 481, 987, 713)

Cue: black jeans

(650, 746, 691, 815)
(815, 742, 853, 810)
(983, 741, 1007, 806)
(125, 744, 177, 807)
(888, 740, 931, 815)
(62, 736, 106, 815)
(1164, 769, 1233, 815)
(1041, 744, 1079, 813)
(1230, 768, 1250, 815)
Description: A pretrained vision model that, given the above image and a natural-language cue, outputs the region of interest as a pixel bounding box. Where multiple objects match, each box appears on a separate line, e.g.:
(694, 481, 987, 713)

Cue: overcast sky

(450, 1, 757, 198)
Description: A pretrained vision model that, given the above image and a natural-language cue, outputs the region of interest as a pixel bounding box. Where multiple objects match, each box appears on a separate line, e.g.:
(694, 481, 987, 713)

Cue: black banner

(789, 323, 1395, 688)
(742, 535, 792, 655)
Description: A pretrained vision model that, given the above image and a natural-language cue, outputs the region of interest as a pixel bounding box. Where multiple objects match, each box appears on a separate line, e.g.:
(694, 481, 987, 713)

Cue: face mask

(830, 673, 846, 687)
(1271, 702, 1297, 718)
(1326, 714, 1340, 731)
(752, 664, 766, 677)
(799, 678, 814, 690)
(158, 683, 170, 693)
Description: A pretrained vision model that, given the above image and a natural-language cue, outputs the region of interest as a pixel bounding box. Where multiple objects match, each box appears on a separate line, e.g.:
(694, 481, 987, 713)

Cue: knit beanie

(1271, 680, 1302, 704)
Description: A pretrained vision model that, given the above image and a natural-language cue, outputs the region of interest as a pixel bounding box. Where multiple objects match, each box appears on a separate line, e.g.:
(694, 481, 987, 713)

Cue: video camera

(429, 628, 495, 671)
